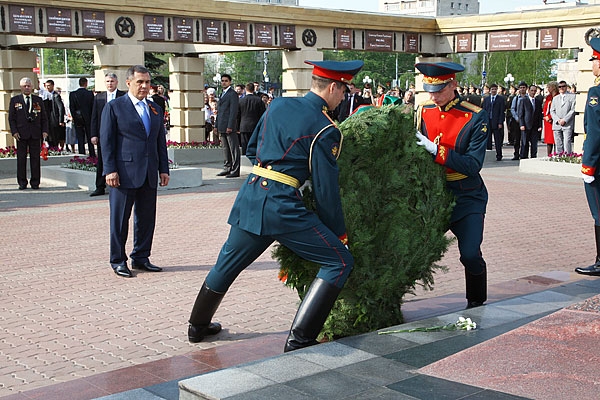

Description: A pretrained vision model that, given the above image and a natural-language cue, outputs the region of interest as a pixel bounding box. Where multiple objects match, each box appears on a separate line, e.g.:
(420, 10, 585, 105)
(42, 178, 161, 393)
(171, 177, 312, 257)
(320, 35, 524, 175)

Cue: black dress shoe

(466, 301, 485, 309)
(113, 264, 133, 278)
(131, 261, 163, 272)
(31, 185, 39, 190)
(188, 322, 223, 343)
(90, 189, 105, 197)
(511, 156, 519, 161)
(216, 170, 230, 177)
(575, 264, 600, 276)
(18, 185, 26, 190)
(225, 173, 240, 178)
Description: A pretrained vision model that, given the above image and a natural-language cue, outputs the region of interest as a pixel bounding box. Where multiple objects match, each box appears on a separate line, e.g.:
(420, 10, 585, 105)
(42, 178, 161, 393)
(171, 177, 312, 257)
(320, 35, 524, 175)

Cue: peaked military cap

(590, 37, 600, 61)
(415, 61, 464, 93)
(305, 60, 364, 83)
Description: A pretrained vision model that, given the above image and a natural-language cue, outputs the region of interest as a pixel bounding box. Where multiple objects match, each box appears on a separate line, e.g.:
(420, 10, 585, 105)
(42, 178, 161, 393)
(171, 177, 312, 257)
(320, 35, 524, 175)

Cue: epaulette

(460, 101, 482, 113)
(419, 99, 435, 107)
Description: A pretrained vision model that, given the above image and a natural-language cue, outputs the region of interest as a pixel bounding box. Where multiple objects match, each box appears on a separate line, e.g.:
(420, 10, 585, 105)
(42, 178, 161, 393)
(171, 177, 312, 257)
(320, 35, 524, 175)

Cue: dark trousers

(450, 213, 486, 276)
(220, 132, 240, 175)
(520, 128, 538, 159)
(240, 131, 252, 156)
(585, 179, 600, 225)
(108, 178, 157, 266)
(509, 120, 520, 157)
(95, 144, 106, 191)
(205, 225, 354, 293)
(490, 125, 504, 159)
(16, 137, 41, 188)
(74, 124, 96, 158)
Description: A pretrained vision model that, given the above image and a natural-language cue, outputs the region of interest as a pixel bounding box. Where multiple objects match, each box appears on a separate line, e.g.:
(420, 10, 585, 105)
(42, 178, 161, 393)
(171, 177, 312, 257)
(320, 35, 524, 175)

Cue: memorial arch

(2, 1, 600, 146)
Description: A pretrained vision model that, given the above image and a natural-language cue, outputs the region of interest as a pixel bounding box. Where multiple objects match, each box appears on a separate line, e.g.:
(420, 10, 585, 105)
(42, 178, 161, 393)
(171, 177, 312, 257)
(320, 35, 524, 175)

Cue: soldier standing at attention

(187, 60, 363, 352)
(577, 38, 600, 276)
(415, 61, 489, 308)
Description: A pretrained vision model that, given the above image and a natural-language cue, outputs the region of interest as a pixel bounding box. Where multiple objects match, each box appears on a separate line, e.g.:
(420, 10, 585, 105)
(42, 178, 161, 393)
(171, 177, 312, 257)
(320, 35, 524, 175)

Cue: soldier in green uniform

(187, 60, 363, 352)
(414, 62, 490, 308)
(576, 38, 600, 276)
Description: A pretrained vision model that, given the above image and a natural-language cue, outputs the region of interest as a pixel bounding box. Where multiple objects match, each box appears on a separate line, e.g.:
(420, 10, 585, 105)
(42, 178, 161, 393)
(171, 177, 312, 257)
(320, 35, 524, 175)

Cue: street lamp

(213, 73, 221, 95)
(504, 73, 514, 87)
(363, 75, 372, 86)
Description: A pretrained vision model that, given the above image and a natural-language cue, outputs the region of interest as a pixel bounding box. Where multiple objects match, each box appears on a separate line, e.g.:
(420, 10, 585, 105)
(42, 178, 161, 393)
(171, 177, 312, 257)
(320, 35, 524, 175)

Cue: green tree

(144, 52, 172, 89)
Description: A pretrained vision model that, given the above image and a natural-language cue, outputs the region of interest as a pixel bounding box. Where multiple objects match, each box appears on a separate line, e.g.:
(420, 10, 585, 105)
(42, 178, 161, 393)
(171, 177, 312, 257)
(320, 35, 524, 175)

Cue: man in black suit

(89, 73, 126, 197)
(237, 82, 266, 155)
(518, 84, 543, 159)
(334, 82, 364, 122)
(70, 77, 95, 157)
(43, 79, 66, 149)
(100, 65, 170, 278)
(9, 77, 49, 190)
(481, 83, 506, 160)
(216, 74, 240, 178)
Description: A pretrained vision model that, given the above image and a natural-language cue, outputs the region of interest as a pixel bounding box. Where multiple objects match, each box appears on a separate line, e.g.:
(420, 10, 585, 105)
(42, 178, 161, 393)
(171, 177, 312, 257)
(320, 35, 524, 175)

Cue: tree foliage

(272, 105, 455, 339)
(452, 49, 574, 87)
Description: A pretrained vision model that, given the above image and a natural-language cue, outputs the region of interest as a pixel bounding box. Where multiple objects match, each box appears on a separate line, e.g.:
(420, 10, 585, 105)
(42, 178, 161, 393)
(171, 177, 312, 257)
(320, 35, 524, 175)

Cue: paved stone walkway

(0, 149, 596, 398)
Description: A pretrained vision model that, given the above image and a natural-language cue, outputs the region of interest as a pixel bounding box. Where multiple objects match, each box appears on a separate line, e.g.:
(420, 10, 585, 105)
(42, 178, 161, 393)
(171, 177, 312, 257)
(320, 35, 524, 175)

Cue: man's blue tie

(140, 102, 151, 136)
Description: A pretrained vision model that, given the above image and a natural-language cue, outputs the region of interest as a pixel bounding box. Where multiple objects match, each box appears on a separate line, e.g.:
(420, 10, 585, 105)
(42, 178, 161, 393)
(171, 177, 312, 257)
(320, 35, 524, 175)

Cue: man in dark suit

(517, 84, 543, 159)
(481, 83, 506, 161)
(43, 79, 66, 149)
(70, 77, 96, 157)
(216, 74, 240, 178)
(9, 77, 49, 190)
(237, 82, 266, 155)
(100, 65, 170, 278)
(89, 73, 126, 197)
(334, 82, 364, 122)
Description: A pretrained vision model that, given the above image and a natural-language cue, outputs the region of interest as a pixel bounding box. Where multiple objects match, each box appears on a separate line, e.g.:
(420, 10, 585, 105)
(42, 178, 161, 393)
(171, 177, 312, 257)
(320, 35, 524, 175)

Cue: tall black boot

(465, 268, 487, 309)
(284, 278, 341, 353)
(188, 281, 225, 343)
(575, 225, 600, 276)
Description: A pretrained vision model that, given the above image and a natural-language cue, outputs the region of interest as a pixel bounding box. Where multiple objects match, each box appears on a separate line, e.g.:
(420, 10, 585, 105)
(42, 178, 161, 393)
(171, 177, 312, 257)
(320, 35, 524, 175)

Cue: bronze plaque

(229, 22, 247, 45)
(540, 28, 558, 49)
(280, 25, 296, 48)
(256, 24, 273, 46)
(46, 8, 72, 36)
(173, 17, 193, 42)
(9, 5, 35, 33)
(365, 30, 392, 51)
(456, 33, 472, 53)
(82, 11, 105, 37)
(144, 16, 164, 40)
(405, 33, 419, 53)
(336, 28, 352, 49)
(489, 30, 522, 51)
(202, 20, 221, 43)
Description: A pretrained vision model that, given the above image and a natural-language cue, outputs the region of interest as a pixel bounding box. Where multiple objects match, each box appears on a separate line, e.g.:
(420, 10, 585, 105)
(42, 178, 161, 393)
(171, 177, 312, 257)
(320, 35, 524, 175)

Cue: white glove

(583, 173, 595, 184)
(416, 131, 437, 156)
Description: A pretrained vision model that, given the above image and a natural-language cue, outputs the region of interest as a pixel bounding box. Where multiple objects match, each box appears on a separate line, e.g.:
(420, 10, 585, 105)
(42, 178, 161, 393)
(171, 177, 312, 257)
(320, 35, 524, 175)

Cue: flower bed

(519, 157, 581, 178)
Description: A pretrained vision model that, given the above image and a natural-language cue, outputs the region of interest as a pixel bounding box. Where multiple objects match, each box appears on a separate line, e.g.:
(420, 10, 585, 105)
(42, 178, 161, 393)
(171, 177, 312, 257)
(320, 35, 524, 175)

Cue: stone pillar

(0, 50, 37, 148)
(282, 49, 322, 97)
(93, 44, 144, 92)
(168, 57, 205, 143)
(574, 46, 594, 153)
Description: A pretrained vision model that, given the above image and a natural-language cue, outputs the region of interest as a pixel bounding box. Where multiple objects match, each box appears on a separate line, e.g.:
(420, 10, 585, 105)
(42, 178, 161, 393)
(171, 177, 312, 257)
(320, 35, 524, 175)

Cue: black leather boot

(465, 268, 487, 309)
(284, 278, 341, 353)
(188, 282, 225, 343)
(575, 225, 600, 276)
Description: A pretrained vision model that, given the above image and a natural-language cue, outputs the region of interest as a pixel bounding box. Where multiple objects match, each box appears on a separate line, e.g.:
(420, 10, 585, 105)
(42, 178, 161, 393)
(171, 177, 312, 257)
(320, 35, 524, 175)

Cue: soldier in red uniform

(414, 62, 489, 308)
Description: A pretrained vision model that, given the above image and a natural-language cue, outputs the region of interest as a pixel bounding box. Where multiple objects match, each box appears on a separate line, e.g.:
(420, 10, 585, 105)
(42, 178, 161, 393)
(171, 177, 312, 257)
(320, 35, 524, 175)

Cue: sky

(299, 0, 551, 14)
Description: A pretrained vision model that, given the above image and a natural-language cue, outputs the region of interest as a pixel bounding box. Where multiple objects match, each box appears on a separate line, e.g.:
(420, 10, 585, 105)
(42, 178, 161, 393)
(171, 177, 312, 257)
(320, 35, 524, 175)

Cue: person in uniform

(414, 61, 489, 308)
(187, 59, 363, 352)
(576, 38, 600, 276)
